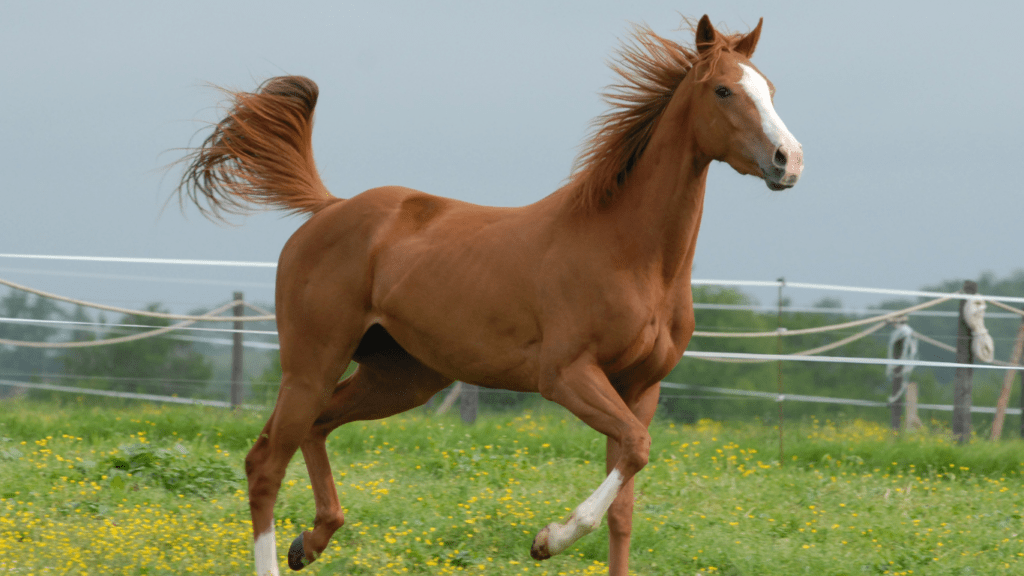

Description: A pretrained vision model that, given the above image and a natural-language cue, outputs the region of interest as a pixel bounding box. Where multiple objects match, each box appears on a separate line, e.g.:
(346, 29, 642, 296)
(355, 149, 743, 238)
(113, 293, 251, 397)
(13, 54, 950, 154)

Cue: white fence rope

(5, 254, 1024, 303)
(4, 376, 1017, 417)
(0, 254, 276, 268)
(659, 382, 1023, 415)
(2, 259, 1022, 377)
(692, 279, 1024, 305)
(683, 351, 1018, 371)
(693, 322, 888, 364)
(0, 277, 275, 322)
(692, 302, 1023, 319)
(964, 297, 996, 362)
(0, 316, 278, 336)
(989, 299, 1024, 317)
(0, 300, 245, 349)
(0, 379, 262, 410)
(692, 297, 951, 338)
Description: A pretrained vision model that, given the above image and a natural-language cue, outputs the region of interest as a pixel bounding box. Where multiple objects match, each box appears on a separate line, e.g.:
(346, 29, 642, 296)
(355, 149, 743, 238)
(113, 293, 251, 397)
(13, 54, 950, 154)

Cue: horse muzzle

(762, 141, 803, 190)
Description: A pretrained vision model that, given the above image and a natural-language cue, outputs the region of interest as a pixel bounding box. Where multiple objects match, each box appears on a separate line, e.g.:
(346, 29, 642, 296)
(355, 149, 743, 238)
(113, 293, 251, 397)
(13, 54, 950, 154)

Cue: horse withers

(177, 14, 802, 576)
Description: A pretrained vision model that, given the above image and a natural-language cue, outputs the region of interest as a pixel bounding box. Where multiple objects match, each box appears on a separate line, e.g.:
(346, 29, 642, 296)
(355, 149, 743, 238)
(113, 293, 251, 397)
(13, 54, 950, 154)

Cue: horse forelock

(569, 19, 758, 213)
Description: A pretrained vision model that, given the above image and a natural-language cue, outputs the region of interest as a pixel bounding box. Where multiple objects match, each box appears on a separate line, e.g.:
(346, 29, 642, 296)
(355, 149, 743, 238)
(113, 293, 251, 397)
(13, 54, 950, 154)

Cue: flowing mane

(569, 21, 755, 212)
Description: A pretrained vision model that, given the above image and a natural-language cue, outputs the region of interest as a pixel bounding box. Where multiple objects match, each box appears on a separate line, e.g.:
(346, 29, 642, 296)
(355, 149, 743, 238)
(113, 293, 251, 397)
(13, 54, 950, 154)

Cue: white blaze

(254, 528, 280, 576)
(737, 63, 798, 150)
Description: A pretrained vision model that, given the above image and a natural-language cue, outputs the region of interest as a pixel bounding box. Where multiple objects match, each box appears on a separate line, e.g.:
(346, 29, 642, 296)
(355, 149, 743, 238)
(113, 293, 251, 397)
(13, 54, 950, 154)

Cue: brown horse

(178, 15, 801, 576)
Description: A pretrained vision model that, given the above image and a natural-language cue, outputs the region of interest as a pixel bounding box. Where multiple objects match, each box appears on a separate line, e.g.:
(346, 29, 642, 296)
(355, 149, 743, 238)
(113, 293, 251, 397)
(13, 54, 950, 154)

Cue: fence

(1, 254, 1023, 440)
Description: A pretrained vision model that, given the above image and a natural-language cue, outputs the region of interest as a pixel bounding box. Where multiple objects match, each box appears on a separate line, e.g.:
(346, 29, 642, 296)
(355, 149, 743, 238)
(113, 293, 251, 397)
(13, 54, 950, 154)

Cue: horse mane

(568, 20, 752, 212)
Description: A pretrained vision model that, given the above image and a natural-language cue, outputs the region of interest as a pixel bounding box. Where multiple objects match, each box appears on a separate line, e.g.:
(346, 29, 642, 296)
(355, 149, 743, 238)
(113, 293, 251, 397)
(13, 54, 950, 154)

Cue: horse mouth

(762, 169, 796, 191)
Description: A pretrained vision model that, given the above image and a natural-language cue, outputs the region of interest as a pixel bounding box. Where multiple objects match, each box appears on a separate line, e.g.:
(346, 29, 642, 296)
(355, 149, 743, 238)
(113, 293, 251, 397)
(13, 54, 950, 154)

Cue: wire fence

(2, 253, 1023, 435)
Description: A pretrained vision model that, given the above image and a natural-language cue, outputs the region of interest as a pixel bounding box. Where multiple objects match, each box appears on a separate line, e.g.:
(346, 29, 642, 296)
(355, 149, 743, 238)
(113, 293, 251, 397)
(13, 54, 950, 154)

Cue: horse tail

(177, 75, 338, 220)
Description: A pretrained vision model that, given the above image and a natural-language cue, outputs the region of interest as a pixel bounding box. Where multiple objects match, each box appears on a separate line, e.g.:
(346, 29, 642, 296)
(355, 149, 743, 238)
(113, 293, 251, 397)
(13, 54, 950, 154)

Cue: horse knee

(607, 498, 633, 538)
(245, 441, 284, 503)
(620, 429, 651, 473)
(607, 516, 631, 539)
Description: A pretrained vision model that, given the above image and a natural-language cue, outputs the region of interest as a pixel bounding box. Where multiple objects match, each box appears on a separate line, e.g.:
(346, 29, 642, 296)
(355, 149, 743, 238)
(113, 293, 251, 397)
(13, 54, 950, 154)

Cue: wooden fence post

(890, 335, 905, 433)
(230, 291, 244, 409)
(905, 381, 922, 431)
(991, 318, 1024, 440)
(953, 281, 977, 444)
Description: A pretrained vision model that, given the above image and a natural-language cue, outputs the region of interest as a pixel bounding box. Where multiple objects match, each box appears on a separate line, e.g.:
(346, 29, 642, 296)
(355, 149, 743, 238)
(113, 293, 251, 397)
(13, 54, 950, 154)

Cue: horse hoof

(530, 527, 551, 561)
(287, 533, 311, 571)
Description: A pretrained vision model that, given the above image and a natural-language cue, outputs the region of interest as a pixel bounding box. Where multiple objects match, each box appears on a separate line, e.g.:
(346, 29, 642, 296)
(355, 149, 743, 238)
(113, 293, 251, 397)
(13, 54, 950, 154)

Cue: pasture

(1, 399, 1023, 575)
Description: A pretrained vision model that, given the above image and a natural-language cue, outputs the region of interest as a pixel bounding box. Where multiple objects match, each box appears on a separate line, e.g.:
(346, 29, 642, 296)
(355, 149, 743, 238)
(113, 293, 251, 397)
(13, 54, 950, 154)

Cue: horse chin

(765, 179, 791, 191)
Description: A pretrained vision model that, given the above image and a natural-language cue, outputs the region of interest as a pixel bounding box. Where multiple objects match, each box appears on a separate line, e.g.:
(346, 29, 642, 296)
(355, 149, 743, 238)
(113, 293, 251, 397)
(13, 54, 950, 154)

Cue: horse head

(687, 15, 803, 190)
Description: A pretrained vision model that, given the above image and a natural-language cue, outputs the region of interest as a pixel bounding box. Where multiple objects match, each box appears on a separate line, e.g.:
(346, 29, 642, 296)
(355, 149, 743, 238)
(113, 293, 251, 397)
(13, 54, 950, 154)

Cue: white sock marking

(544, 469, 623, 555)
(254, 528, 280, 576)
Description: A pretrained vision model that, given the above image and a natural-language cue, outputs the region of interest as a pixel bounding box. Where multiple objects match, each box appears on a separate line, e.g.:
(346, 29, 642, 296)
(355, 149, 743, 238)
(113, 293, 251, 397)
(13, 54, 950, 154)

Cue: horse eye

(715, 86, 732, 98)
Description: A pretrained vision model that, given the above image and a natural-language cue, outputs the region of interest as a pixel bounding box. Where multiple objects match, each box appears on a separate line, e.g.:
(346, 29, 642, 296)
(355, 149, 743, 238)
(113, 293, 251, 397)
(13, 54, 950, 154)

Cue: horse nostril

(773, 147, 787, 168)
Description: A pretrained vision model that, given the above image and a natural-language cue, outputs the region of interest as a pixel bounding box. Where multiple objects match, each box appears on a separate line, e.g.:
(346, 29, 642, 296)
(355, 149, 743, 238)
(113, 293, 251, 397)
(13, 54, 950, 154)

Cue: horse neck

(593, 97, 711, 287)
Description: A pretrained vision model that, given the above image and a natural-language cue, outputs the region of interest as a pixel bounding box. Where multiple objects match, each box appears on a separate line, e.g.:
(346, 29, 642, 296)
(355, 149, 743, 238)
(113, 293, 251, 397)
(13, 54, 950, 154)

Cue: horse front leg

(606, 382, 660, 576)
(529, 360, 652, 563)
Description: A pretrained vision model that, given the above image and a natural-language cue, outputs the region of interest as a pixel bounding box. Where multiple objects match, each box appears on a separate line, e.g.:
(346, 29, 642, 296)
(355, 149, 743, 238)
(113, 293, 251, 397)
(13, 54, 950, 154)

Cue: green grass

(1, 399, 1023, 575)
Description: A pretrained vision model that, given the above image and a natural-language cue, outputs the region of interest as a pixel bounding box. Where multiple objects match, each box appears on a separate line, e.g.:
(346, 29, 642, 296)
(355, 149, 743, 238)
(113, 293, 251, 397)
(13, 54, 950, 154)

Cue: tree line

(0, 291, 211, 399)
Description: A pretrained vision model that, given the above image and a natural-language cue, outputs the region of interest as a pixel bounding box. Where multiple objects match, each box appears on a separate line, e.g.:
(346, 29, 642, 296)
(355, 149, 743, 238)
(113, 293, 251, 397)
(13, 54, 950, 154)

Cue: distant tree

(664, 286, 891, 423)
(0, 288, 64, 379)
(60, 303, 213, 396)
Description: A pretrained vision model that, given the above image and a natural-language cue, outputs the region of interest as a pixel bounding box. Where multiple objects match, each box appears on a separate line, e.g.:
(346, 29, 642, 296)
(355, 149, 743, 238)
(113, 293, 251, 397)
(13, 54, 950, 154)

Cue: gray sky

(2, 0, 1021, 314)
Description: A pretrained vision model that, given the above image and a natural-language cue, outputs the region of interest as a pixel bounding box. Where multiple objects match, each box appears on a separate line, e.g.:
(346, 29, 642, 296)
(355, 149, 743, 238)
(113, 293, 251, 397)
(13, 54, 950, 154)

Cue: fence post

(991, 318, 1024, 440)
(905, 381, 922, 430)
(231, 291, 244, 409)
(953, 280, 977, 444)
(890, 335, 904, 433)
(776, 277, 785, 465)
(460, 382, 478, 424)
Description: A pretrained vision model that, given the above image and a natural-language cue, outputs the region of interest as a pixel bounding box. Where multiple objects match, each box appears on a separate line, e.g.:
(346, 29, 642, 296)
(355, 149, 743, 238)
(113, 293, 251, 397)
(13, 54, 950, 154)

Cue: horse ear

(696, 15, 717, 54)
(734, 18, 763, 58)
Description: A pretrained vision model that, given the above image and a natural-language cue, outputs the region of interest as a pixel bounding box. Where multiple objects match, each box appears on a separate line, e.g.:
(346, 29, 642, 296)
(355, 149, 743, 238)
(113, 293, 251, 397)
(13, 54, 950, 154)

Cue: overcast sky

(2, 1, 1021, 314)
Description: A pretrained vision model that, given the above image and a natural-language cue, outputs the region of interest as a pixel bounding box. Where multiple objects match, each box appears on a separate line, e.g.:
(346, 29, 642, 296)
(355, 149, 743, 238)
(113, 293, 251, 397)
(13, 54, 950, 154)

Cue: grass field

(1, 398, 1023, 575)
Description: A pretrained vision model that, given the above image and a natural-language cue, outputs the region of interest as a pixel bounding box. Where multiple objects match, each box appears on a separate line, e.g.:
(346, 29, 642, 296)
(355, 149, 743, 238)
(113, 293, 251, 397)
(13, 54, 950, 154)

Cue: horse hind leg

(248, 368, 349, 576)
(287, 336, 452, 570)
(247, 329, 361, 576)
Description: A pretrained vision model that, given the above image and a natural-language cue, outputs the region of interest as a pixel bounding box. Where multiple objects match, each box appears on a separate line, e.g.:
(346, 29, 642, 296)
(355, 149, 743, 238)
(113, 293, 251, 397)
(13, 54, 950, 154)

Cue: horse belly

(371, 242, 542, 391)
(375, 307, 541, 391)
